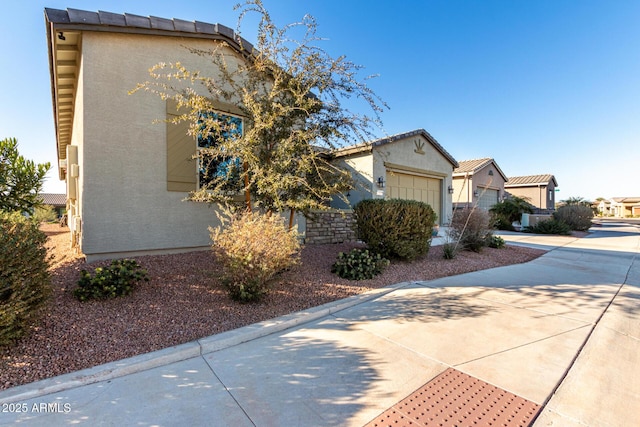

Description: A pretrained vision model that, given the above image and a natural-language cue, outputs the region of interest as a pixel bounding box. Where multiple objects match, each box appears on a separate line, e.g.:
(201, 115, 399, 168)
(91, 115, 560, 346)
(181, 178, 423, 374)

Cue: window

(196, 111, 243, 190)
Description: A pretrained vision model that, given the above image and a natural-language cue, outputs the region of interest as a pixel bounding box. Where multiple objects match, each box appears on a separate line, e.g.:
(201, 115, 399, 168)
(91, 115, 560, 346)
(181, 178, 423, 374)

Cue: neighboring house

(330, 129, 458, 225)
(451, 158, 508, 211)
(504, 174, 558, 213)
(39, 193, 67, 218)
(604, 197, 640, 217)
(46, 8, 261, 261)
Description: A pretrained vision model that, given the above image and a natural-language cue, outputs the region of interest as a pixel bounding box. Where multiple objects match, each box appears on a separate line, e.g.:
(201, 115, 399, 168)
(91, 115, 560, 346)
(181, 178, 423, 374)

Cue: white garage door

(477, 188, 499, 210)
(386, 171, 441, 222)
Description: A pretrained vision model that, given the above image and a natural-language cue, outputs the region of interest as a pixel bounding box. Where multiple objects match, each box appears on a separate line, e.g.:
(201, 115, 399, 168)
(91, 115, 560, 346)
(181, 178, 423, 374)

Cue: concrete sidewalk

(1, 222, 638, 426)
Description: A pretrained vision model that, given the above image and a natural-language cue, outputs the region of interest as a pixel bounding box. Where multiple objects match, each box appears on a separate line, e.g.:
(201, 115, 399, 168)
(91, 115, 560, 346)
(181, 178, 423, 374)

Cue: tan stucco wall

(331, 152, 374, 209)
(506, 184, 555, 210)
(77, 32, 246, 260)
(372, 134, 454, 223)
(453, 164, 506, 208)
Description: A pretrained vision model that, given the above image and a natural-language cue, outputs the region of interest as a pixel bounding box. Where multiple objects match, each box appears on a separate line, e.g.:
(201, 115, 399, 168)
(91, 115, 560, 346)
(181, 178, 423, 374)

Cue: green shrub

(210, 209, 300, 302)
(491, 215, 515, 231)
(489, 196, 534, 229)
(525, 219, 572, 235)
(1, 212, 51, 346)
(448, 207, 492, 252)
(487, 235, 506, 249)
(553, 205, 593, 231)
(354, 199, 436, 261)
(33, 204, 58, 223)
(442, 242, 458, 259)
(74, 259, 149, 301)
(331, 248, 389, 280)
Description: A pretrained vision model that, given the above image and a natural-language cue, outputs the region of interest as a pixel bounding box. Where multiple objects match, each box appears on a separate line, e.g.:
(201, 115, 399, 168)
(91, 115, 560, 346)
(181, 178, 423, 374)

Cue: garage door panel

(478, 188, 498, 210)
(386, 171, 441, 221)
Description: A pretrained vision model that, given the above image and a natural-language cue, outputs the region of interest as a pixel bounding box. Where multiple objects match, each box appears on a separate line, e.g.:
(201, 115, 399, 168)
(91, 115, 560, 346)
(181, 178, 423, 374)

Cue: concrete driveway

(1, 221, 638, 426)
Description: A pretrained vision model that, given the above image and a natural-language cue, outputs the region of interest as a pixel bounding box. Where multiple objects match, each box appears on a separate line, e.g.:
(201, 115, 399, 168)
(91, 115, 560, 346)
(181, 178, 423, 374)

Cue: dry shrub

(553, 205, 593, 231)
(210, 209, 300, 302)
(448, 207, 492, 252)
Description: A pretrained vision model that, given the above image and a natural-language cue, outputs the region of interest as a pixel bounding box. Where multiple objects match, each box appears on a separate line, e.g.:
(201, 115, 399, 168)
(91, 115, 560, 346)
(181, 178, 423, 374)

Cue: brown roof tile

(505, 174, 557, 187)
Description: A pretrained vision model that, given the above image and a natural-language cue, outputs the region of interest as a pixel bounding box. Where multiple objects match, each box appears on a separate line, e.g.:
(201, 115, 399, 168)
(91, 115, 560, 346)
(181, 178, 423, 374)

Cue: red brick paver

(365, 368, 541, 427)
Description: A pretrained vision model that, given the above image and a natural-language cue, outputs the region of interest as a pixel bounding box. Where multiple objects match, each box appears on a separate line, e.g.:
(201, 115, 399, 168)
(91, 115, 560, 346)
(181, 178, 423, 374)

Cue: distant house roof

(39, 193, 67, 206)
(611, 197, 640, 203)
(333, 129, 459, 168)
(505, 174, 558, 187)
(453, 158, 508, 181)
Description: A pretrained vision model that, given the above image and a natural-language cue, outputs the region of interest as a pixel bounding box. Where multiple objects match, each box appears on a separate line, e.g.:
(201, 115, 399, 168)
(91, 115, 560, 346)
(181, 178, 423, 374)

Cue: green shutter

(167, 101, 197, 192)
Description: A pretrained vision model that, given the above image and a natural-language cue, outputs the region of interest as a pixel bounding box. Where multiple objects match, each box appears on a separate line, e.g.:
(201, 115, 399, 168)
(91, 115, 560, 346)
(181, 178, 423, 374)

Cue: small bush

(74, 259, 149, 301)
(487, 235, 506, 249)
(491, 215, 515, 231)
(1, 212, 51, 346)
(553, 205, 593, 231)
(211, 209, 300, 302)
(525, 219, 572, 235)
(331, 248, 389, 280)
(354, 199, 436, 261)
(489, 196, 534, 229)
(33, 205, 58, 223)
(448, 207, 492, 252)
(443, 243, 457, 259)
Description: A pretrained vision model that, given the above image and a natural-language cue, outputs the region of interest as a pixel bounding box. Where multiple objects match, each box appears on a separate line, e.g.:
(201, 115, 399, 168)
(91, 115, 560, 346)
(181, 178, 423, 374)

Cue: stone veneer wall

(305, 210, 357, 244)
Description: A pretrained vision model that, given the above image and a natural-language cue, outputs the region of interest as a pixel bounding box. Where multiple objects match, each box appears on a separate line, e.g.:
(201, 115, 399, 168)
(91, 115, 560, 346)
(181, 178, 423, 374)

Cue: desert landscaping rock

(0, 224, 545, 390)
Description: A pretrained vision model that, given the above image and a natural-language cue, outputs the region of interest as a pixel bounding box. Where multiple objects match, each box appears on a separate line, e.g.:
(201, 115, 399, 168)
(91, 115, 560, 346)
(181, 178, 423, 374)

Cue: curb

(0, 281, 411, 404)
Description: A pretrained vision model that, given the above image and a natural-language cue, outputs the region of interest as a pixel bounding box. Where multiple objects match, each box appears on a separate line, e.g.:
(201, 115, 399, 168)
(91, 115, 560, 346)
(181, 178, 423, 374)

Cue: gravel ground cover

(1, 224, 547, 390)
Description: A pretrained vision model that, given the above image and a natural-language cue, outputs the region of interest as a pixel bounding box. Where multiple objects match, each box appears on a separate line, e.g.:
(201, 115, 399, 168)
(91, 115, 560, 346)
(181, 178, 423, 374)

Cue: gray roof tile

(67, 8, 100, 25)
(149, 16, 174, 31)
(172, 18, 197, 33)
(195, 21, 216, 34)
(98, 10, 126, 26)
(124, 13, 151, 29)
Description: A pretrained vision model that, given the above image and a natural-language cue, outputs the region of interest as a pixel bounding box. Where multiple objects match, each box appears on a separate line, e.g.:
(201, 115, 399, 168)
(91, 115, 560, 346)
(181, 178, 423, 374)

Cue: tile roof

(39, 193, 67, 206)
(611, 197, 640, 203)
(453, 158, 493, 174)
(44, 8, 253, 53)
(453, 158, 508, 181)
(505, 174, 558, 187)
(333, 129, 459, 168)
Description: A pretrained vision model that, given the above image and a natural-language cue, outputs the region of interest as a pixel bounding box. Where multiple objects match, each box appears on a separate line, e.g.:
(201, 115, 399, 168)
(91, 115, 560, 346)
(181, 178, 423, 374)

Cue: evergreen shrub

(525, 218, 572, 235)
(0, 212, 51, 346)
(74, 259, 149, 301)
(331, 248, 389, 280)
(354, 199, 436, 261)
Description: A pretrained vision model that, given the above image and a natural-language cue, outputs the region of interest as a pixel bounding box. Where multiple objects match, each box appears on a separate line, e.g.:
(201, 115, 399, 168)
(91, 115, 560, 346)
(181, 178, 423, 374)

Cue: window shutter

(166, 101, 197, 192)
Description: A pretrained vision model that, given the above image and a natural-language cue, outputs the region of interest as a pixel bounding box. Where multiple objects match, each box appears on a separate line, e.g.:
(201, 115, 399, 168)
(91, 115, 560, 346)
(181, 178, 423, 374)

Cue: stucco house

(39, 193, 67, 218)
(505, 174, 558, 213)
(46, 8, 459, 260)
(452, 158, 508, 211)
(46, 8, 267, 261)
(330, 129, 458, 225)
(599, 197, 640, 217)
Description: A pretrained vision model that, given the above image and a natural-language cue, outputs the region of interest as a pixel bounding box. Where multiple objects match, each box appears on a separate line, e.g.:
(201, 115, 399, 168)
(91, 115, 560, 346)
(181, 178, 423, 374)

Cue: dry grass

(0, 224, 546, 390)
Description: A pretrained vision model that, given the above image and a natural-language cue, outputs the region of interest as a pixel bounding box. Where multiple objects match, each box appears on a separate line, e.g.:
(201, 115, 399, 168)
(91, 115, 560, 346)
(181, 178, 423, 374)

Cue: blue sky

(1, 0, 638, 200)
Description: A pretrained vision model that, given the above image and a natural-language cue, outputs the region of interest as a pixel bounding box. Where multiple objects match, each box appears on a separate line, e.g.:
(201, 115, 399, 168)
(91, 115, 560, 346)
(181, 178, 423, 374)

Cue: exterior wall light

(376, 177, 385, 188)
(473, 189, 479, 197)
(448, 185, 454, 194)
